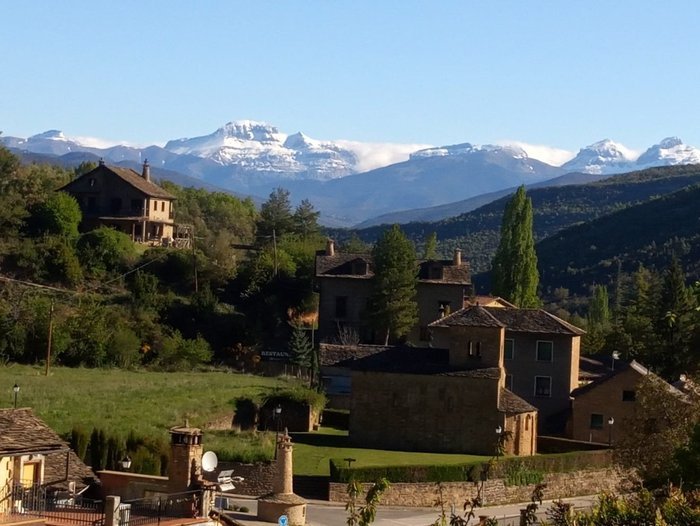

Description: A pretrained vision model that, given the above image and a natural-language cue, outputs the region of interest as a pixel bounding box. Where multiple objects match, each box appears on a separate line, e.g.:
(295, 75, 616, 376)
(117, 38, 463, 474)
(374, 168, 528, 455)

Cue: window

(89, 178, 96, 187)
(622, 390, 636, 402)
(161, 201, 165, 212)
(590, 413, 604, 429)
(131, 199, 142, 212)
(534, 376, 552, 397)
(335, 296, 348, 318)
(475, 341, 481, 357)
(504, 339, 514, 360)
(536, 341, 553, 362)
(505, 374, 513, 391)
(110, 198, 122, 213)
(153, 200, 158, 211)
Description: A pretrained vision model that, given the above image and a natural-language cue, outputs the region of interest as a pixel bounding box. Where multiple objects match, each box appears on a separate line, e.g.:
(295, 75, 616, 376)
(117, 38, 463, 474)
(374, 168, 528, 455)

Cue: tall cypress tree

(491, 186, 540, 307)
(370, 225, 418, 345)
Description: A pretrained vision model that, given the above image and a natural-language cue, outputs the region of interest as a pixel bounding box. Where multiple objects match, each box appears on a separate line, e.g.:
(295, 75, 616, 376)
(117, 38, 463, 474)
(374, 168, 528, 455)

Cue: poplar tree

(491, 186, 540, 307)
(588, 285, 611, 329)
(370, 225, 418, 345)
(423, 232, 438, 260)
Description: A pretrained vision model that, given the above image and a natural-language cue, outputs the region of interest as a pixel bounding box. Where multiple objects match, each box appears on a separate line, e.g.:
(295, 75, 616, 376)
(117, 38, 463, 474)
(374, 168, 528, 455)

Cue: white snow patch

(496, 140, 576, 166)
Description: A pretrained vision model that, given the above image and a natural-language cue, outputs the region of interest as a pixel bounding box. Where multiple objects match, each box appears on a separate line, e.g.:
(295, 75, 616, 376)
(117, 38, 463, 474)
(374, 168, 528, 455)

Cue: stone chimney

(326, 238, 335, 257)
(142, 159, 151, 182)
(168, 424, 203, 493)
(453, 248, 462, 266)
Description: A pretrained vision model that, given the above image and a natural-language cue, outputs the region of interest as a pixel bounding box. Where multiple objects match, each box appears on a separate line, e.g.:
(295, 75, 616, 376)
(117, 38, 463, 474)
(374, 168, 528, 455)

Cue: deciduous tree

(491, 186, 540, 307)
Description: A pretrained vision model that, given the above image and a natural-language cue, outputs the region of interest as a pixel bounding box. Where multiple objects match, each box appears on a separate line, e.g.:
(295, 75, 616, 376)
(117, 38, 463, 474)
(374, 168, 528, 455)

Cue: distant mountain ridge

(3, 124, 700, 225)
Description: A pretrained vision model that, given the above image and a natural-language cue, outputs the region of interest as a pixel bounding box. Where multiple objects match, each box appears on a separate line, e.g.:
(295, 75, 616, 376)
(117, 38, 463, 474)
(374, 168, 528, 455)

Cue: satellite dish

(202, 451, 218, 472)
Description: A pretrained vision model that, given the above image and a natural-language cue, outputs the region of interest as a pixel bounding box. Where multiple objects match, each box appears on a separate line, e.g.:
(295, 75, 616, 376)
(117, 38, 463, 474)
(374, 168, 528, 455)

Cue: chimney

(142, 159, 151, 182)
(326, 238, 335, 256)
(453, 248, 462, 266)
(98, 158, 105, 166)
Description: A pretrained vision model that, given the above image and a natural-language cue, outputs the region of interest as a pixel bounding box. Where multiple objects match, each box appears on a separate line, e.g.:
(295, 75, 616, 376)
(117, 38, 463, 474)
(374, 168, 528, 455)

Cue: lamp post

(274, 404, 282, 460)
(119, 455, 132, 471)
(12, 384, 19, 409)
(495, 425, 503, 459)
(608, 417, 615, 446)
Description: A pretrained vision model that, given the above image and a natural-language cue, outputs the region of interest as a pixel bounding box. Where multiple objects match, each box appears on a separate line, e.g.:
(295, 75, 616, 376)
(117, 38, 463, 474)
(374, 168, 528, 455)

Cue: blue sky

(2, 1, 699, 160)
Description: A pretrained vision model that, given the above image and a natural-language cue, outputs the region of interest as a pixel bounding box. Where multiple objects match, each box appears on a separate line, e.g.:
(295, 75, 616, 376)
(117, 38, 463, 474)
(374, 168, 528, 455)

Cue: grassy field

(1, 365, 489, 476)
(0, 364, 293, 438)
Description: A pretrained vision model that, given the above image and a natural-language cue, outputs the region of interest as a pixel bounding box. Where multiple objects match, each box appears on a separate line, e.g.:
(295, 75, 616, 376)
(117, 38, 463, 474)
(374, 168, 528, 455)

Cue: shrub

(329, 450, 613, 483)
(77, 227, 137, 275)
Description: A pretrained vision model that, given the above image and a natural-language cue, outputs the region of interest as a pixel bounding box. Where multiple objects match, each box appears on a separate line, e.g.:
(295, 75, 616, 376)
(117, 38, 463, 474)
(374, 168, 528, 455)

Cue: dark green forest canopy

(328, 164, 700, 276)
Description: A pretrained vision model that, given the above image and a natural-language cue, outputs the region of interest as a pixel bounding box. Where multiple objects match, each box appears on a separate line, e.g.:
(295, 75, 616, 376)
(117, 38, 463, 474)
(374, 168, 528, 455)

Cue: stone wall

(329, 467, 633, 507)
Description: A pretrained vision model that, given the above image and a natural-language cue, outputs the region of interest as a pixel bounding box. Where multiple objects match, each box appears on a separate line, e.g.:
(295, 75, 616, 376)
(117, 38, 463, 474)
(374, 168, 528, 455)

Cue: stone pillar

(104, 495, 120, 526)
(273, 431, 294, 494)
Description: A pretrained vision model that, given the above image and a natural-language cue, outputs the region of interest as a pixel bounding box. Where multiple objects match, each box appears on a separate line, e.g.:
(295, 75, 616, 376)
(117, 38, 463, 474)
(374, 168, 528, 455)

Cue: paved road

(222, 494, 597, 526)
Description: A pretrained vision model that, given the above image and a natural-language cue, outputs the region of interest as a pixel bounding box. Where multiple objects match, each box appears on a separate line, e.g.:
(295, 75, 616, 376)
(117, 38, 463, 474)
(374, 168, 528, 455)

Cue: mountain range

(3, 123, 700, 226)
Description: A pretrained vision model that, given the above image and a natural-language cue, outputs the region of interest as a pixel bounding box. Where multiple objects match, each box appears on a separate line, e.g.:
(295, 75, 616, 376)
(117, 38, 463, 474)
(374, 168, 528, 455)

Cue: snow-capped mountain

(164, 121, 358, 182)
(0, 130, 86, 156)
(561, 137, 700, 175)
(561, 139, 637, 175)
(635, 137, 700, 169)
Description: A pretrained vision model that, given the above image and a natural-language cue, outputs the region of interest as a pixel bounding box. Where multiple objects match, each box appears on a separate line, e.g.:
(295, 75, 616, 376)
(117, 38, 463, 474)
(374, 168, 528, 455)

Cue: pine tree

(257, 187, 293, 238)
(491, 186, 540, 307)
(292, 199, 320, 238)
(288, 323, 313, 368)
(369, 225, 418, 345)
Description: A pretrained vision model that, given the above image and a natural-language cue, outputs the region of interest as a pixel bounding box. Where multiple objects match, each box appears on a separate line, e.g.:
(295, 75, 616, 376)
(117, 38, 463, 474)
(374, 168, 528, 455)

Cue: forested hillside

(536, 183, 700, 295)
(0, 148, 323, 370)
(333, 164, 700, 274)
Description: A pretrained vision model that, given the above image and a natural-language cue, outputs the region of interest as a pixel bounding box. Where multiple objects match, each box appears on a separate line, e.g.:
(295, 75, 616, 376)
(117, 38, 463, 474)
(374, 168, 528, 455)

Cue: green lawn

(290, 427, 489, 476)
(0, 364, 294, 438)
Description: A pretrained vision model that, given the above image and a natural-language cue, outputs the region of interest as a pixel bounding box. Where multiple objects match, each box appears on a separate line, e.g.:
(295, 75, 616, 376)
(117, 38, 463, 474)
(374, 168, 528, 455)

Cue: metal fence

(0, 482, 104, 526)
(121, 490, 202, 526)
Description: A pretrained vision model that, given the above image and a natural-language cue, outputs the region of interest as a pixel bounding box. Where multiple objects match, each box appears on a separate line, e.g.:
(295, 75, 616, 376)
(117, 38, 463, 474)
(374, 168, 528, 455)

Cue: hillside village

(1, 146, 700, 526)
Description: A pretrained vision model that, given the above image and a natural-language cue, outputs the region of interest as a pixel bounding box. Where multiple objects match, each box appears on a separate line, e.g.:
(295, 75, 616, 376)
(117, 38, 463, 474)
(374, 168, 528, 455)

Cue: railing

(0, 482, 104, 526)
(121, 490, 202, 526)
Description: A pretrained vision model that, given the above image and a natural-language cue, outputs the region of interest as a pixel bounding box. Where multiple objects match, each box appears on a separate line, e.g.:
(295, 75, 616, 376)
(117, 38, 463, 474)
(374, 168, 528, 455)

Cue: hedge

(329, 449, 613, 483)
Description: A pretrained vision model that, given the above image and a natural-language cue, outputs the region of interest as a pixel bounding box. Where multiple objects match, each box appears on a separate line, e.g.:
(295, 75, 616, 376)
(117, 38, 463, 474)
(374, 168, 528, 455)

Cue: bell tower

(168, 423, 203, 494)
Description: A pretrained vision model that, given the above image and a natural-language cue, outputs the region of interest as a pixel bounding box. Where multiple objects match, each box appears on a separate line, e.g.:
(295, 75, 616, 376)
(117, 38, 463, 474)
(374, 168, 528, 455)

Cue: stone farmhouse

(569, 356, 685, 444)
(60, 160, 177, 244)
(430, 304, 584, 433)
(349, 346, 537, 456)
(314, 240, 472, 345)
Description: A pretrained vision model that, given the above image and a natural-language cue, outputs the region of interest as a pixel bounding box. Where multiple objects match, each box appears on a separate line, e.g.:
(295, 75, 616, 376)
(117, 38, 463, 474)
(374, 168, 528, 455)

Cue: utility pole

(191, 226, 199, 293)
(272, 228, 278, 277)
(45, 299, 54, 376)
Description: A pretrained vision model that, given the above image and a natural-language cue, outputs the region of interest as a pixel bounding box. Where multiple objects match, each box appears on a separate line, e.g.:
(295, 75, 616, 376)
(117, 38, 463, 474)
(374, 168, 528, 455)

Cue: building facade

(60, 160, 176, 243)
(314, 241, 472, 345)
(430, 305, 584, 432)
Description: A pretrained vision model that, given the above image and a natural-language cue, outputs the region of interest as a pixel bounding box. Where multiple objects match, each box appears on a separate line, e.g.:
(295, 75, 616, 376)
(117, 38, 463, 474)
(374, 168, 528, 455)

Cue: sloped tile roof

(61, 164, 175, 199)
(315, 253, 471, 285)
(0, 408, 97, 489)
(319, 343, 394, 367)
(499, 388, 537, 414)
(429, 305, 506, 328)
(430, 305, 585, 335)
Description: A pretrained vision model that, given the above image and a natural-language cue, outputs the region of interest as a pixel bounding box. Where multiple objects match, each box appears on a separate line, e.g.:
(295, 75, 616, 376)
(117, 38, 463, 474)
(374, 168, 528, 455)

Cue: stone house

(60, 160, 176, 243)
(349, 346, 537, 456)
(569, 358, 684, 444)
(0, 408, 97, 511)
(314, 240, 472, 345)
(429, 305, 584, 432)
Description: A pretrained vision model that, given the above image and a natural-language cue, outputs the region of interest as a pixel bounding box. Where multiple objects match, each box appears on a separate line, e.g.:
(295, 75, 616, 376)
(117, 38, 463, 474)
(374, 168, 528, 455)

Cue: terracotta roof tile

(61, 164, 175, 199)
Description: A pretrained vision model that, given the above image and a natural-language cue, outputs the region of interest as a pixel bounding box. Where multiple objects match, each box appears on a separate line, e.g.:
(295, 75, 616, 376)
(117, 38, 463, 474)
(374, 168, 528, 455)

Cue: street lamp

(495, 425, 503, 459)
(12, 384, 19, 409)
(119, 455, 132, 471)
(274, 404, 282, 460)
(608, 417, 615, 446)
